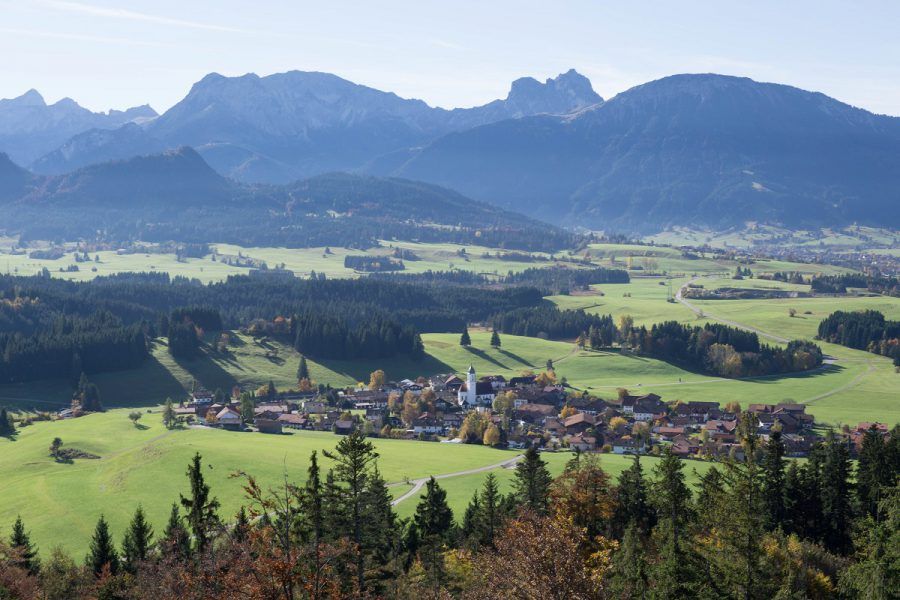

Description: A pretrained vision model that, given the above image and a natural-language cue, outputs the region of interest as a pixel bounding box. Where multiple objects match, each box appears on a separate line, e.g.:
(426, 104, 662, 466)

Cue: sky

(2, 0, 899, 116)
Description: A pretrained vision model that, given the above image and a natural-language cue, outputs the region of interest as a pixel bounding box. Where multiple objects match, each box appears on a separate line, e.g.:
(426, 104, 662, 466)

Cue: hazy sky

(2, 0, 899, 116)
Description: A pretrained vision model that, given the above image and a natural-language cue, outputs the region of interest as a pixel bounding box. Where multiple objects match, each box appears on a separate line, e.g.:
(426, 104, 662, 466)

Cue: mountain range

(1, 70, 899, 232)
(0, 148, 571, 251)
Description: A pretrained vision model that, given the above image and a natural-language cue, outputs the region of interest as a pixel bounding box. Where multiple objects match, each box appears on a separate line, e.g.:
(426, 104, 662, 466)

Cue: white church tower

(460, 364, 477, 407)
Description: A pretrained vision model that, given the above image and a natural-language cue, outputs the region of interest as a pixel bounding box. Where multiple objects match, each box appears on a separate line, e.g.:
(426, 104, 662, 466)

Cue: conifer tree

(179, 452, 221, 553)
(121, 505, 153, 573)
(297, 355, 310, 382)
(490, 329, 501, 348)
(414, 477, 454, 592)
(459, 328, 471, 347)
(86, 515, 120, 576)
(478, 473, 504, 548)
(10, 515, 38, 575)
(856, 425, 891, 517)
(162, 397, 177, 429)
(820, 430, 853, 554)
(233, 506, 250, 543)
(512, 447, 552, 514)
(761, 430, 786, 530)
(0, 408, 13, 436)
(609, 523, 649, 600)
(649, 449, 698, 599)
(460, 492, 481, 544)
(614, 455, 654, 537)
(162, 502, 191, 558)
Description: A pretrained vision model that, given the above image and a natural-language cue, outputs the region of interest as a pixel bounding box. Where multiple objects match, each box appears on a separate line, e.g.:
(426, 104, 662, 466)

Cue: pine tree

(460, 492, 481, 544)
(459, 328, 471, 347)
(162, 502, 191, 558)
(649, 449, 698, 599)
(414, 477, 454, 593)
(761, 430, 786, 530)
(512, 447, 552, 514)
(614, 455, 655, 537)
(857, 425, 891, 518)
(297, 355, 310, 381)
(695, 465, 724, 529)
(121, 505, 153, 573)
(609, 523, 649, 600)
(820, 430, 853, 554)
(180, 452, 221, 553)
(10, 516, 38, 575)
(86, 514, 120, 576)
(0, 408, 14, 436)
(323, 431, 381, 593)
(233, 506, 250, 543)
(478, 473, 504, 548)
(490, 330, 501, 348)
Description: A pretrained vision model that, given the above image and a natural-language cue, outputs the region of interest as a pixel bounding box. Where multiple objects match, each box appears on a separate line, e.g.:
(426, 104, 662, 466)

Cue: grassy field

(0, 410, 519, 555)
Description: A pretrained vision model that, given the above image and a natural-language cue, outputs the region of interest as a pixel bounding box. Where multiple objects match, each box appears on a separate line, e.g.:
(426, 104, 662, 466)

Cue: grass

(0, 411, 512, 555)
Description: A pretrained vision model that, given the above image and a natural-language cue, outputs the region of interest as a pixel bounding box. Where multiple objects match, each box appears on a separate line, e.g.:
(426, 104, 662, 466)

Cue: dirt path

(390, 453, 523, 506)
(675, 279, 790, 343)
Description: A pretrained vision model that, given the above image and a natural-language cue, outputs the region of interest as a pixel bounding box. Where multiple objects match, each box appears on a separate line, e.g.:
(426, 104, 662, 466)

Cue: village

(168, 364, 888, 460)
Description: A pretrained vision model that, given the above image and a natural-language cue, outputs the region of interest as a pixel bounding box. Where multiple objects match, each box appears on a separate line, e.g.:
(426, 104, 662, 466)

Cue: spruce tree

(761, 430, 786, 530)
(179, 452, 221, 553)
(162, 397, 176, 429)
(856, 425, 891, 518)
(490, 330, 501, 348)
(323, 430, 382, 593)
(459, 328, 471, 347)
(162, 502, 191, 558)
(233, 506, 250, 543)
(512, 447, 552, 514)
(87, 515, 120, 576)
(121, 505, 153, 573)
(414, 477, 454, 593)
(649, 449, 698, 599)
(614, 455, 654, 537)
(609, 523, 649, 600)
(0, 408, 13, 436)
(478, 473, 504, 548)
(10, 516, 38, 575)
(460, 492, 481, 544)
(820, 430, 853, 554)
(297, 355, 310, 381)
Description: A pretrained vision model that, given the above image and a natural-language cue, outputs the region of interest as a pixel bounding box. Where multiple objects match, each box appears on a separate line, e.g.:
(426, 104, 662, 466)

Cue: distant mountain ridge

(16, 69, 602, 182)
(394, 74, 900, 230)
(0, 148, 572, 251)
(0, 89, 157, 166)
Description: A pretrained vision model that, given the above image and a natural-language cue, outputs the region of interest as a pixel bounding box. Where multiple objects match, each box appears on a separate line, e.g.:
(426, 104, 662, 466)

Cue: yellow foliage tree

(483, 423, 501, 447)
(368, 369, 385, 390)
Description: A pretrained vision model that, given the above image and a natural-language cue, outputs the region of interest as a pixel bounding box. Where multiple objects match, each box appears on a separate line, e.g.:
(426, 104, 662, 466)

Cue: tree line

(493, 306, 617, 342)
(818, 309, 900, 365)
(1, 418, 897, 599)
(811, 273, 899, 296)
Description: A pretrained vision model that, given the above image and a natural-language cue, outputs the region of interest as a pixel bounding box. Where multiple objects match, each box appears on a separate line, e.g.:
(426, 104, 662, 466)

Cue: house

(544, 418, 566, 437)
(674, 401, 719, 422)
(509, 375, 537, 387)
(278, 413, 309, 429)
(254, 409, 283, 422)
(569, 397, 608, 415)
(411, 416, 443, 435)
(670, 435, 699, 456)
(458, 366, 496, 406)
(563, 412, 597, 435)
(514, 403, 557, 424)
(481, 375, 507, 391)
(568, 433, 597, 452)
(215, 407, 243, 431)
(442, 413, 464, 430)
(333, 420, 355, 435)
(256, 418, 283, 434)
(622, 393, 662, 415)
(611, 436, 646, 455)
(633, 396, 667, 421)
(443, 375, 464, 392)
(654, 425, 686, 441)
(302, 401, 329, 414)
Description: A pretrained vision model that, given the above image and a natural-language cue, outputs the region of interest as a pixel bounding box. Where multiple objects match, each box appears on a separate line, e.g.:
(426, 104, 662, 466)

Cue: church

(457, 365, 496, 407)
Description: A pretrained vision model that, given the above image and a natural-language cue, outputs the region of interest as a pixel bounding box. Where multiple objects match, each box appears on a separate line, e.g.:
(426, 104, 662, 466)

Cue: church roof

(467, 364, 475, 375)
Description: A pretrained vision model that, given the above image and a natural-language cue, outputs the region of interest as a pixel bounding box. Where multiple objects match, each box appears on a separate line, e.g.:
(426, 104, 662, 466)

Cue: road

(390, 453, 523, 506)
(675, 279, 791, 343)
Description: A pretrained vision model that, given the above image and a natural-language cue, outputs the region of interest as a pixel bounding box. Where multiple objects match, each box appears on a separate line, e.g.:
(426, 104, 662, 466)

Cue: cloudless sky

(2, 0, 899, 116)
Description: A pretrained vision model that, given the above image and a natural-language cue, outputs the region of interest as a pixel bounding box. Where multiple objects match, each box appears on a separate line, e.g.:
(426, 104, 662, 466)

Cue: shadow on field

(174, 353, 239, 394)
(464, 347, 507, 370)
(319, 354, 454, 383)
(737, 361, 847, 385)
(496, 349, 536, 368)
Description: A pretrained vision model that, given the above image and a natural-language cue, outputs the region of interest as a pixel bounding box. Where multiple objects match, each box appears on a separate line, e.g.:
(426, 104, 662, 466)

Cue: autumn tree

(550, 453, 615, 540)
(483, 423, 501, 447)
(368, 369, 385, 390)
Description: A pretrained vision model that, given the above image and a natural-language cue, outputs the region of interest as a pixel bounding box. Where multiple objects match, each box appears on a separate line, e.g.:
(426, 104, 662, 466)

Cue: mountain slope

(395, 74, 900, 230)
(0, 89, 157, 165)
(29, 69, 601, 183)
(0, 150, 570, 251)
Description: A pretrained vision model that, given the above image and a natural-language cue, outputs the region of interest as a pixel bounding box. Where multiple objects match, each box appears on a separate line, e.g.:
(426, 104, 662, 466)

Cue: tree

(490, 329, 501, 348)
(762, 430, 786, 530)
(162, 397, 177, 429)
(820, 430, 853, 554)
(483, 423, 501, 447)
(513, 447, 552, 514)
(180, 452, 221, 553)
(49, 437, 63, 460)
(10, 515, 38, 575)
(128, 410, 142, 426)
(613, 455, 654, 537)
(86, 514, 120, 576)
(460, 328, 471, 347)
(368, 369, 385, 390)
(297, 354, 310, 382)
(400, 391, 422, 427)
(323, 431, 381, 593)
(161, 502, 191, 558)
(839, 483, 900, 599)
(414, 477, 454, 593)
(0, 407, 14, 436)
(857, 425, 892, 518)
(478, 473, 504, 548)
(121, 505, 153, 573)
(239, 392, 256, 423)
(550, 453, 615, 541)
(609, 523, 649, 600)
